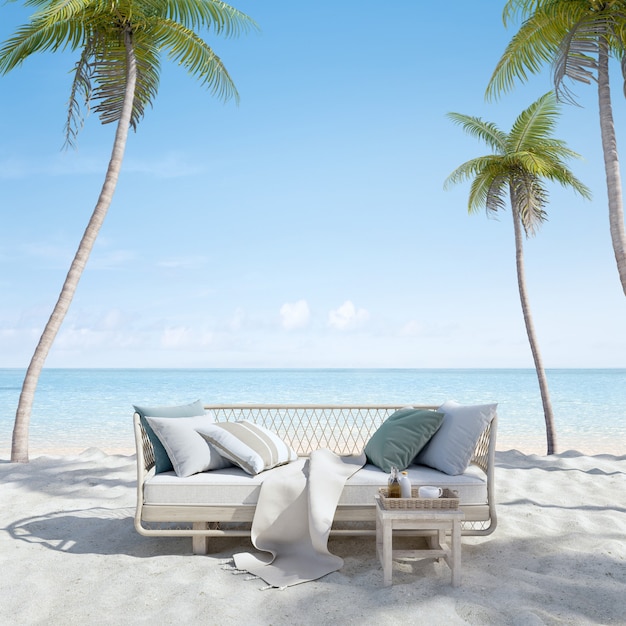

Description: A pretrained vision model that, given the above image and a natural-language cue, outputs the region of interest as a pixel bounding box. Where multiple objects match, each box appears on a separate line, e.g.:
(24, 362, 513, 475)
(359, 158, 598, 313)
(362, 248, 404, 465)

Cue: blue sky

(1, 0, 625, 369)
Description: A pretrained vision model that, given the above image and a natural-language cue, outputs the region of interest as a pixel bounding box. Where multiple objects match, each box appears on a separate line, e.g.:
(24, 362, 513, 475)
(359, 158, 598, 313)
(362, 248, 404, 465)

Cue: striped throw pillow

(196, 421, 298, 475)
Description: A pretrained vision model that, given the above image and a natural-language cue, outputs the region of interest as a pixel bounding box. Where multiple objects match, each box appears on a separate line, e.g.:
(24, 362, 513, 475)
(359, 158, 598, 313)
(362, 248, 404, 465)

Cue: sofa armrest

(468, 412, 498, 535)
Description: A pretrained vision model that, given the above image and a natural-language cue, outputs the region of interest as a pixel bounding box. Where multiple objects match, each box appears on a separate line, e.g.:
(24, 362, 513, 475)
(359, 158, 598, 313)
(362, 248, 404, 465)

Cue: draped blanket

(233, 448, 366, 588)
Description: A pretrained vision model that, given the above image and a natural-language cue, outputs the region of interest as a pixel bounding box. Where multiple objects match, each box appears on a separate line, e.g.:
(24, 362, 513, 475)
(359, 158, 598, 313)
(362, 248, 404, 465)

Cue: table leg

(450, 519, 462, 587)
(382, 519, 393, 587)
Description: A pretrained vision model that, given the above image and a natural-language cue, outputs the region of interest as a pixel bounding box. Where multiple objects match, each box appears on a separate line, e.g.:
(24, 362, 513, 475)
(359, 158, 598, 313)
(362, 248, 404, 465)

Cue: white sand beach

(1, 448, 624, 626)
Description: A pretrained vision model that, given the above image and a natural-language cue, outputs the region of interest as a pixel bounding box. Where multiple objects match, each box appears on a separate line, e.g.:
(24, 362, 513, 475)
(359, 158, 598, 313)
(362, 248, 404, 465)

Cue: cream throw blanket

(233, 448, 366, 588)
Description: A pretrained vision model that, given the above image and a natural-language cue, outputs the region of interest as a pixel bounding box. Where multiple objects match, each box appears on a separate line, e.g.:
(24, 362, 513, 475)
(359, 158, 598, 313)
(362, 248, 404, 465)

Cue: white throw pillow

(197, 421, 298, 475)
(416, 401, 497, 475)
(145, 414, 232, 477)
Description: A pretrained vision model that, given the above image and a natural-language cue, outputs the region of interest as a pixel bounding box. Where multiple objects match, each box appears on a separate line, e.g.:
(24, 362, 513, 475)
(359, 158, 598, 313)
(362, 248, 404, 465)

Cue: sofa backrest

(135, 404, 497, 476)
(204, 404, 434, 456)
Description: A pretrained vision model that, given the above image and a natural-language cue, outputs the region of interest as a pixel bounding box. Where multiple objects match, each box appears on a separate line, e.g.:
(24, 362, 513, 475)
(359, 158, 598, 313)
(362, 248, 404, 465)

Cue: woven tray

(378, 487, 459, 510)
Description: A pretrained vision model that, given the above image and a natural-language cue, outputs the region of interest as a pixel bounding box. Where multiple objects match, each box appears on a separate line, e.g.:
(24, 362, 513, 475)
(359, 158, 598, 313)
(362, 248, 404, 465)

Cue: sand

(1, 448, 625, 626)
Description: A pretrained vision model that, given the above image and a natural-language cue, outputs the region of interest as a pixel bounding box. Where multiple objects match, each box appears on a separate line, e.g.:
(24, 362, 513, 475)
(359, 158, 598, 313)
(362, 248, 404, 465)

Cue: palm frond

(28, 0, 104, 21)
(88, 33, 161, 128)
(446, 112, 507, 153)
(484, 174, 509, 216)
(149, 18, 238, 102)
(446, 157, 508, 216)
(509, 91, 559, 151)
(141, 0, 259, 37)
(552, 16, 602, 104)
(487, 0, 600, 101)
(91, 37, 135, 127)
(64, 36, 97, 147)
(444, 155, 502, 190)
(23, 0, 92, 7)
(493, 0, 626, 102)
(131, 43, 161, 124)
(487, 8, 567, 100)
(0, 17, 86, 73)
(529, 155, 592, 198)
(501, 0, 539, 27)
(513, 175, 548, 236)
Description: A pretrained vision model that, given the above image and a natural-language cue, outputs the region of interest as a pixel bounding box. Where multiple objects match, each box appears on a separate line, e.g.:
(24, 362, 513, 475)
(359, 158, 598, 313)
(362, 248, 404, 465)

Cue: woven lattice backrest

(140, 422, 156, 471)
(205, 404, 428, 456)
(469, 417, 493, 474)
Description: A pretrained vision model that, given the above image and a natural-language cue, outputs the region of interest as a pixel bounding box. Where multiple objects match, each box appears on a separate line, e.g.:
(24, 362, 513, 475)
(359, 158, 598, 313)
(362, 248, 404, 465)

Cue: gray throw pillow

(364, 408, 444, 473)
(145, 415, 231, 477)
(416, 401, 497, 475)
(134, 399, 205, 473)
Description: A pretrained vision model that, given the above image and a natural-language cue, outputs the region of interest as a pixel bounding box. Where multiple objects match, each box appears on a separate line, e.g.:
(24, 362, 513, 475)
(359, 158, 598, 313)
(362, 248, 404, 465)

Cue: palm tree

(445, 92, 591, 455)
(0, 0, 257, 462)
(486, 0, 626, 297)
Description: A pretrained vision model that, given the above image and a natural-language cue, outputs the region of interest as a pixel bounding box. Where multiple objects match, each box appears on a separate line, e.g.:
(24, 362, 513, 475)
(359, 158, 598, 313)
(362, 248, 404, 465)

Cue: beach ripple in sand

(0, 449, 625, 625)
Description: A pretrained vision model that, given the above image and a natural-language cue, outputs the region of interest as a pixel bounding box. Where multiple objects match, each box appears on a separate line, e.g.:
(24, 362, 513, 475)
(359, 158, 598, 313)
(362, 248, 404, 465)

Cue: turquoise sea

(1, 368, 625, 456)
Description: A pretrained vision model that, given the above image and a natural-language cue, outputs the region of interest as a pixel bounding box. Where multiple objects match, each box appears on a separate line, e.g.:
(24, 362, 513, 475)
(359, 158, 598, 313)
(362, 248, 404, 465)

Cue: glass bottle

(399, 471, 412, 498)
(387, 466, 401, 498)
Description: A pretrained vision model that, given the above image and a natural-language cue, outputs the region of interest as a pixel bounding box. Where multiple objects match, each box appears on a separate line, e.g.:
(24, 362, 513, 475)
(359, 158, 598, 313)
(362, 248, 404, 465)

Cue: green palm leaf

(0, 0, 258, 143)
(446, 91, 590, 231)
(446, 112, 507, 153)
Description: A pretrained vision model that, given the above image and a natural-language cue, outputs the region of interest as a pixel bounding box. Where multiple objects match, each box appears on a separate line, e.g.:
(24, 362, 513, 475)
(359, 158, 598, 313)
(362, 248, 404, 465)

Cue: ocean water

(0, 368, 624, 456)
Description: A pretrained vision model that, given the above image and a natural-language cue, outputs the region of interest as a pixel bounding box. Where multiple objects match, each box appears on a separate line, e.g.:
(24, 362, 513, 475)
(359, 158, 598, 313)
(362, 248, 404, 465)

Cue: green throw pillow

(364, 408, 444, 473)
(134, 399, 205, 473)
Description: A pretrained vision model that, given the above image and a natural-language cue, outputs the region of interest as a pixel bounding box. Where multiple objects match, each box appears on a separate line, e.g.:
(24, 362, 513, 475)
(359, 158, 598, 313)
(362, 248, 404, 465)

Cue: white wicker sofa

(134, 403, 498, 555)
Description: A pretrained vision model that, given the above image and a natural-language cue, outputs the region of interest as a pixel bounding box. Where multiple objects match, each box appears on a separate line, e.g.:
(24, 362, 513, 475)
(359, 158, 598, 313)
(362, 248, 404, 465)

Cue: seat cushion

(341, 463, 487, 506)
(143, 460, 488, 507)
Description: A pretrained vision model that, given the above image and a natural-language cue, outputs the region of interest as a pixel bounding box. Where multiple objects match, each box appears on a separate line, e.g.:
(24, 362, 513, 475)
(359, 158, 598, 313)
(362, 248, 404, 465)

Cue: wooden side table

(375, 494, 465, 587)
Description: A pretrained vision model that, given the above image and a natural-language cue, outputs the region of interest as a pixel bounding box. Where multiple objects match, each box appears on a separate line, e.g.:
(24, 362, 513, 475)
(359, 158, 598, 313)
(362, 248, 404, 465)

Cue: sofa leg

(192, 523, 209, 555)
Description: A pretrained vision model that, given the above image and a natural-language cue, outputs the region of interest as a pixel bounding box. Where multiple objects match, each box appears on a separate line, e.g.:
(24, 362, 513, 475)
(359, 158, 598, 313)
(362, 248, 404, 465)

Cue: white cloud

(160, 325, 215, 349)
(229, 308, 246, 331)
(54, 327, 111, 350)
(280, 299, 311, 330)
(400, 319, 422, 336)
(160, 326, 194, 349)
(96, 309, 127, 332)
(328, 300, 370, 330)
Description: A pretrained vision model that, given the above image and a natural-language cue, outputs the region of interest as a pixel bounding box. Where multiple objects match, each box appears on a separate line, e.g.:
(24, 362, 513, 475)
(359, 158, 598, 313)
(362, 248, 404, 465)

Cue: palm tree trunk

(11, 30, 138, 463)
(597, 38, 626, 296)
(511, 196, 557, 455)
